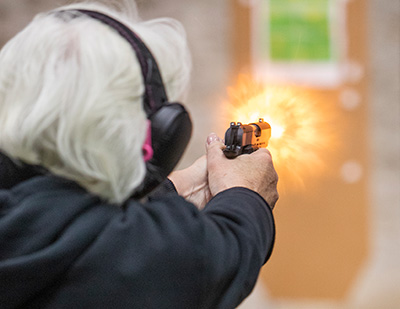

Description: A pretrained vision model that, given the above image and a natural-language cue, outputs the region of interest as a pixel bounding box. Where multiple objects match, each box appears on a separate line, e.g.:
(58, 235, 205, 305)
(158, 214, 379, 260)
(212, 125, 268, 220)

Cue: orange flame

(223, 75, 338, 188)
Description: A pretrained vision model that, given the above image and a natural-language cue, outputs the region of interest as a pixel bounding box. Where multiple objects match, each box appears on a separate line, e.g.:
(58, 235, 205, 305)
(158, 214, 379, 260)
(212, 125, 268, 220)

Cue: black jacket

(0, 154, 275, 309)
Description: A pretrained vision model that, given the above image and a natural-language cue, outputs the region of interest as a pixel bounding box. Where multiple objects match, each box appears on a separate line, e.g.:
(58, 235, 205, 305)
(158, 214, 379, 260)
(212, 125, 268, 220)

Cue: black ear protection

(64, 10, 192, 198)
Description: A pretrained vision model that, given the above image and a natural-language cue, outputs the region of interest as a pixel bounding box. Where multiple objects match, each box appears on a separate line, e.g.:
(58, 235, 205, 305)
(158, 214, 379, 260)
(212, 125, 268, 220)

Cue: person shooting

(0, 1, 278, 308)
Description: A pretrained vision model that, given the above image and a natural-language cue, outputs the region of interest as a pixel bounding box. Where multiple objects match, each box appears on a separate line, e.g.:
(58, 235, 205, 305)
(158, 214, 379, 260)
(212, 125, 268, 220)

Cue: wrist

(168, 170, 188, 197)
(169, 167, 208, 200)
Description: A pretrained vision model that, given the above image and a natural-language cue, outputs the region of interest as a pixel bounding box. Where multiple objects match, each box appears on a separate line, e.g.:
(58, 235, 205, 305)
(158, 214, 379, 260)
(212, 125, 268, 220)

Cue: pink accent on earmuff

(142, 120, 154, 162)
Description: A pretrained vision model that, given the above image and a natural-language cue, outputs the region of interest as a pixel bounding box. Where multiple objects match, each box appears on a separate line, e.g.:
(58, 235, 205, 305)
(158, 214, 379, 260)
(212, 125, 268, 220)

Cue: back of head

(0, 1, 191, 204)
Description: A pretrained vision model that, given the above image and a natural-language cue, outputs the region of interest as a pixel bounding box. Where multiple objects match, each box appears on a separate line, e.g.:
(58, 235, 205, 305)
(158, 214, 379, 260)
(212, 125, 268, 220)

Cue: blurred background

(0, 0, 399, 308)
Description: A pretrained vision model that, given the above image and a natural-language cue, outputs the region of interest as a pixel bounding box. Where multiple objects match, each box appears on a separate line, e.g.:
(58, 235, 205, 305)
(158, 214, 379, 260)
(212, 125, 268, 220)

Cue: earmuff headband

(66, 9, 168, 116)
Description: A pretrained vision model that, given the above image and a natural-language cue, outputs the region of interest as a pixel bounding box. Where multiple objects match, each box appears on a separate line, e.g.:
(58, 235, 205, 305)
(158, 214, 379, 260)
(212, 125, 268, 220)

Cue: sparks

(223, 75, 337, 188)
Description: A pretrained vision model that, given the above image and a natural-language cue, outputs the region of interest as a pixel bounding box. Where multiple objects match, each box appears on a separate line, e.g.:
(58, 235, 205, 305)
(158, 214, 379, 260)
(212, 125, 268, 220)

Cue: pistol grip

(242, 145, 258, 155)
(223, 148, 239, 159)
(223, 145, 258, 159)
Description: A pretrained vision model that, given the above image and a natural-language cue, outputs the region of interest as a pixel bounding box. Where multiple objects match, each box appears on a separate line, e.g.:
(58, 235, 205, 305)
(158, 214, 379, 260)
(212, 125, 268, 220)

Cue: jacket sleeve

(54, 186, 274, 309)
(147, 178, 178, 200)
(199, 187, 275, 309)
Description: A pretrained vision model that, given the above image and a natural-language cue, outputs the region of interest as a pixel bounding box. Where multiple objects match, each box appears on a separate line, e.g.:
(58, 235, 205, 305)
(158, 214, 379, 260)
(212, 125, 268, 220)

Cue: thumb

(206, 133, 225, 160)
(206, 133, 224, 151)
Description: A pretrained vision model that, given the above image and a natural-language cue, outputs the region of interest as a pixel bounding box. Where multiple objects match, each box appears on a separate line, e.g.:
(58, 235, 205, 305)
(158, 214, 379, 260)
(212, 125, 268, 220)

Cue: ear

(142, 120, 154, 162)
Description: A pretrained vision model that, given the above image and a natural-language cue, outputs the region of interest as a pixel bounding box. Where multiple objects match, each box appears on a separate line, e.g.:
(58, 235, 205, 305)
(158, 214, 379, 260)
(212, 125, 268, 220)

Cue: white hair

(0, 1, 191, 204)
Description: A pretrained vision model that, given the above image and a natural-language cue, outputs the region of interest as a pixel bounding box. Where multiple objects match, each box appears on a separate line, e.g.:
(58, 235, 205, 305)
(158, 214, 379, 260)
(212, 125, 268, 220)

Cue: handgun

(223, 118, 271, 159)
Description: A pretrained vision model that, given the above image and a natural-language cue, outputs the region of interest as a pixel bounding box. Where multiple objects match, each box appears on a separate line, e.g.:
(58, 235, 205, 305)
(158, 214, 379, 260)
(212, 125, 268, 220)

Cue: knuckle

(258, 148, 272, 158)
(256, 150, 273, 164)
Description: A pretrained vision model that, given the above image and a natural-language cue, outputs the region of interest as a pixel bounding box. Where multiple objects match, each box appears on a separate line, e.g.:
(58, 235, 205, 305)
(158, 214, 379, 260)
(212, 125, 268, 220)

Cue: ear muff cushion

(133, 103, 192, 198)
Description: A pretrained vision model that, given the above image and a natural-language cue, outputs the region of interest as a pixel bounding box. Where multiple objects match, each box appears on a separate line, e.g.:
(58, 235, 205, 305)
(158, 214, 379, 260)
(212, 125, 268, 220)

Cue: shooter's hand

(206, 133, 279, 209)
(169, 156, 212, 210)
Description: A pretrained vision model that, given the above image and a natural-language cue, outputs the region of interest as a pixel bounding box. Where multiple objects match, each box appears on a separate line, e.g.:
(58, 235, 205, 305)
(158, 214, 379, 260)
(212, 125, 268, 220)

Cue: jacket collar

(0, 152, 47, 190)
